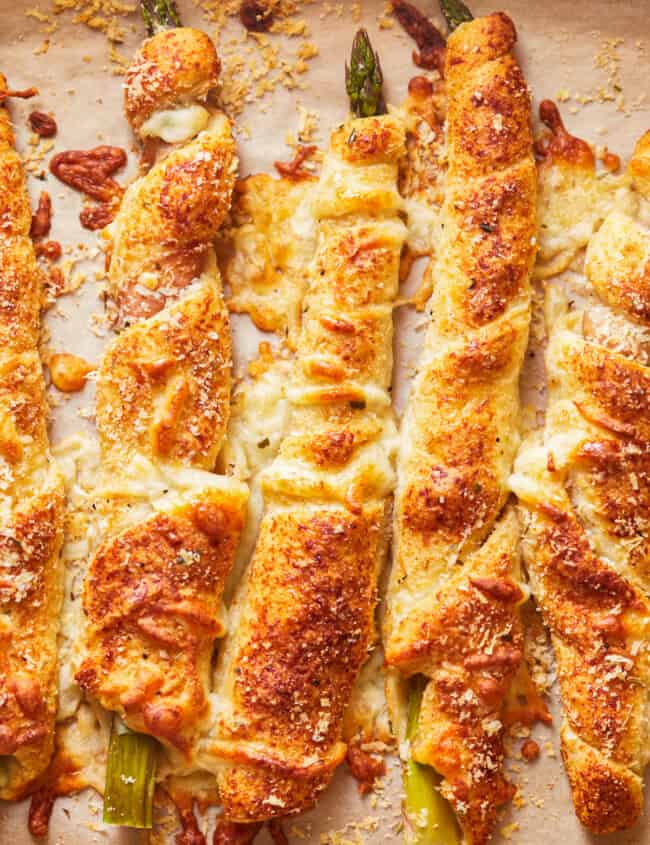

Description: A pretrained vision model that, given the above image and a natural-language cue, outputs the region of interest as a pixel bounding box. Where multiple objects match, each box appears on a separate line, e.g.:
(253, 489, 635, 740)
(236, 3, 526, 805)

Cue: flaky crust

(76, 486, 246, 751)
(124, 28, 220, 132)
(0, 75, 65, 799)
(76, 45, 246, 755)
(214, 503, 386, 818)
(512, 129, 650, 834)
(384, 15, 536, 845)
(107, 112, 236, 316)
(209, 115, 407, 821)
(98, 279, 232, 471)
(102, 112, 236, 468)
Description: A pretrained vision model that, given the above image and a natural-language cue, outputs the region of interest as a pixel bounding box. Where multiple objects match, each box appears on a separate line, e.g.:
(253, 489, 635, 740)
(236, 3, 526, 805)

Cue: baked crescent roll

(205, 114, 407, 821)
(0, 75, 65, 799)
(74, 31, 248, 755)
(384, 15, 537, 845)
(512, 126, 650, 833)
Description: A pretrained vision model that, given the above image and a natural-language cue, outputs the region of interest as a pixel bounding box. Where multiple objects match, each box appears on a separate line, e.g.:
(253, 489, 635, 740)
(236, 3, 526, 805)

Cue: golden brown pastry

(384, 15, 537, 845)
(0, 75, 65, 799)
(74, 30, 248, 755)
(206, 114, 407, 821)
(512, 123, 650, 834)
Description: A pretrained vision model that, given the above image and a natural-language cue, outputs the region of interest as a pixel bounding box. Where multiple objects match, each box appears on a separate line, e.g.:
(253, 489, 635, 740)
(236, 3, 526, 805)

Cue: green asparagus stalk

(439, 0, 473, 32)
(403, 677, 460, 845)
(140, 0, 181, 36)
(345, 28, 386, 118)
(103, 720, 158, 829)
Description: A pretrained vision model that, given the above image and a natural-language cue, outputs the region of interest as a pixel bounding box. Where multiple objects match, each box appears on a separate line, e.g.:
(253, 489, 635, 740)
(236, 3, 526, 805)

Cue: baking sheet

(1, 0, 650, 843)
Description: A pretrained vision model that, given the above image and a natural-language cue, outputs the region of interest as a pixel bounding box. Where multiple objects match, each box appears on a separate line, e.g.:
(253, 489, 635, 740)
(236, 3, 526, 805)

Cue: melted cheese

(52, 437, 130, 796)
(342, 647, 392, 744)
(53, 434, 101, 722)
(219, 358, 293, 598)
(261, 419, 399, 504)
(221, 359, 292, 484)
(535, 164, 636, 280)
(96, 453, 246, 504)
(140, 104, 210, 143)
(56, 700, 113, 794)
(403, 195, 439, 256)
(287, 381, 392, 409)
(219, 175, 316, 345)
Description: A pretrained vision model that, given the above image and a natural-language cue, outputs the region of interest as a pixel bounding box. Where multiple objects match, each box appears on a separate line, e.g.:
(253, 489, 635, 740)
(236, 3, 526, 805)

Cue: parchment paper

(1, 1, 650, 843)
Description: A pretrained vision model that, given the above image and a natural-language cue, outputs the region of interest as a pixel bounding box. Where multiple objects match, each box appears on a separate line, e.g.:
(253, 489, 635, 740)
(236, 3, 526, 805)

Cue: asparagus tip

(439, 0, 473, 32)
(140, 0, 181, 36)
(345, 28, 386, 118)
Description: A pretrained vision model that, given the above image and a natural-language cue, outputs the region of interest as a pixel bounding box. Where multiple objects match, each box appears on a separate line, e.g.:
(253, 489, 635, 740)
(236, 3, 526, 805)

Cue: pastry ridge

(512, 127, 650, 834)
(384, 14, 537, 845)
(0, 75, 65, 799)
(209, 114, 407, 821)
(75, 31, 248, 755)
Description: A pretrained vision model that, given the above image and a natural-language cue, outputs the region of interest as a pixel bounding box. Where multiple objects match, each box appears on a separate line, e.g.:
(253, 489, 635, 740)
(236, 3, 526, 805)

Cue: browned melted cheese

(533, 101, 636, 282)
(206, 115, 406, 822)
(512, 126, 650, 833)
(0, 75, 65, 800)
(586, 205, 650, 325)
(384, 15, 537, 845)
(218, 172, 316, 347)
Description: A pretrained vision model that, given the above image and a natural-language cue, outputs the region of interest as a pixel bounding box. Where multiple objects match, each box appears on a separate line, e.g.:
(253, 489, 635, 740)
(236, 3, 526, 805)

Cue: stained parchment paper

(1, 1, 650, 843)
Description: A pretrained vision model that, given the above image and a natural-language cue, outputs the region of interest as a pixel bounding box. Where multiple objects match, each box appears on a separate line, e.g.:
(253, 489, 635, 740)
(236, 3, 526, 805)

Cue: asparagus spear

(439, 0, 473, 32)
(345, 28, 386, 118)
(103, 720, 158, 828)
(403, 678, 460, 845)
(141, 0, 181, 35)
